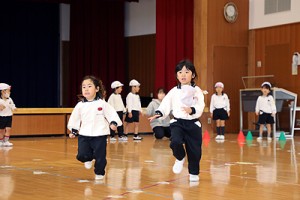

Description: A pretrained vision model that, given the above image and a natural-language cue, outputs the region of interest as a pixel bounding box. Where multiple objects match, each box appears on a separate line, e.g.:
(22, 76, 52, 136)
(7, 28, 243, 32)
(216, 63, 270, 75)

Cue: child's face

(115, 86, 122, 94)
(261, 87, 270, 96)
(81, 79, 99, 101)
(215, 87, 223, 94)
(1, 89, 11, 99)
(177, 66, 193, 85)
(157, 92, 165, 100)
(132, 86, 140, 93)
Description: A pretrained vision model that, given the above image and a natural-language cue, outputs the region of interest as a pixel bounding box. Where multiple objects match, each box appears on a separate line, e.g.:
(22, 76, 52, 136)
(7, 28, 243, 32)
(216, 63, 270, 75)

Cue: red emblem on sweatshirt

(98, 107, 102, 111)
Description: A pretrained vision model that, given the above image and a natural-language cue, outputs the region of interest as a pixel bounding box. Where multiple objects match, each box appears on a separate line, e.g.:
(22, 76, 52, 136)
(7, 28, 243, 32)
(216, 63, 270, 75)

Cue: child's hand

(128, 112, 132, 118)
(255, 112, 259, 116)
(210, 113, 213, 118)
(227, 111, 230, 117)
(69, 133, 75, 138)
(182, 107, 192, 114)
(148, 114, 160, 122)
(0, 104, 6, 111)
(110, 124, 117, 131)
(271, 112, 276, 117)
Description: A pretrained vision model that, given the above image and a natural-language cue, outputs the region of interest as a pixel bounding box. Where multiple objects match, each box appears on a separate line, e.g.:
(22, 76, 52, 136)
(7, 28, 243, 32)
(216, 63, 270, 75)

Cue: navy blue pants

(110, 111, 124, 137)
(170, 119, 202, 175)
(153, 126, 171, 139)
(77, 135, 107, 176)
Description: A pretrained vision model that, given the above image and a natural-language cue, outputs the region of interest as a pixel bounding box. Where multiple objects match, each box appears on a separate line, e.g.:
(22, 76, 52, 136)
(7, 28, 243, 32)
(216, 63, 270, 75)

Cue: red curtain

(155, 0, 194, 92)
(69, 0, 126, 106)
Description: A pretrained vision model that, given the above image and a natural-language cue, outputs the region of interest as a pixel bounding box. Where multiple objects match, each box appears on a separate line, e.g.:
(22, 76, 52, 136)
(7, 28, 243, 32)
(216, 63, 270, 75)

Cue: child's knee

(154, 133, 164, 139)
(76, 154, 93, 162)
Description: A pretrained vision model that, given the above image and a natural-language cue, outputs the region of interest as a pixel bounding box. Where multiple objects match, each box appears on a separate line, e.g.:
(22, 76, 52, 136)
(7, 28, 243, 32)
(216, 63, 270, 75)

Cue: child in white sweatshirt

(68, 75, 122, 180)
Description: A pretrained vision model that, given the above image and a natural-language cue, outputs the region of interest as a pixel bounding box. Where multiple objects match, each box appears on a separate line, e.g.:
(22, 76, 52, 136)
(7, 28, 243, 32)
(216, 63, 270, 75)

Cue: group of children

(106, 79, 143, 141)
(210, 80, 276, 143)
(0, 60, 277, 183)
(67, 60, 205, 182)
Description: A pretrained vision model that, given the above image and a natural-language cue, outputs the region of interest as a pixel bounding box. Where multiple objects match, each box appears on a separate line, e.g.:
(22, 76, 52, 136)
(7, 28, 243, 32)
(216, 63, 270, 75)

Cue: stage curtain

(69, 0, 126, 106)
(0, 1, 59, 107)
(155, 0, 194, 92)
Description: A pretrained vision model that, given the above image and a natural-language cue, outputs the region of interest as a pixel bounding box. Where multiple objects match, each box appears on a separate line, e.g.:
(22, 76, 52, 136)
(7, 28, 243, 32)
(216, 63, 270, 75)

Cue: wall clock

(224, 2, 238, 23)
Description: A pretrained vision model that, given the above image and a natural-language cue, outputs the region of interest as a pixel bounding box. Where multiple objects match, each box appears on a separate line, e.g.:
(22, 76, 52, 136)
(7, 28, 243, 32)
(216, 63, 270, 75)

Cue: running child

(149, 60, 205, 182)
(67, 75, 122, 180)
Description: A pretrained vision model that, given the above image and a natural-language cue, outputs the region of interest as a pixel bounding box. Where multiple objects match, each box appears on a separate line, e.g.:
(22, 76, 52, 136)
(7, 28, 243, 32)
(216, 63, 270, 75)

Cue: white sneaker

(84, 161, 93, 169)
(267, 137, 272, 142)
(189, 174, 199, 182)
(0, 141, 3, 147)
(118, 136, 128, 141)
(95, 175, 104, 180)
(110, 137, 117, 141)
(220, 135, 225, 140)
(257, 137, 262, 141)
(172, 158, 185, 174)
(215, 135, 220, 140)
(3, 141, 13, 147)
(133, 136, 143, 140)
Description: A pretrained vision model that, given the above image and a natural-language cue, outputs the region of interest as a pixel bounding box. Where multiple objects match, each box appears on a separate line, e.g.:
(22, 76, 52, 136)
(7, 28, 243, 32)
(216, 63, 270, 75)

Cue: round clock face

(224, 2, 238, 23)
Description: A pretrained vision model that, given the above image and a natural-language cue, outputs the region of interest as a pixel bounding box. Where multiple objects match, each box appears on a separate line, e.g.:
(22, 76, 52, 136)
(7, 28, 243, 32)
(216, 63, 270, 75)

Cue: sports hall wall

(194, 0, 300, 133)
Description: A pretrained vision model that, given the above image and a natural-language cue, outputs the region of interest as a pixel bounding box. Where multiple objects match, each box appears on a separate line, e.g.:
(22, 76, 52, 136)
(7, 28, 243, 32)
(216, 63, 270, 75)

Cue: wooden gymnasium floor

(1, 134, 300, 200)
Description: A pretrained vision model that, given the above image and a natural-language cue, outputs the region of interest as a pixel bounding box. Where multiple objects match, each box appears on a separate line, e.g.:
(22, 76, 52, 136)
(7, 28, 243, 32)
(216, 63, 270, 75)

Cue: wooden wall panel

(213, 46, 248, 133)
(252, 23, 300, 104)
(12, 115, 66, 136)
(194, 0, 249, 134)
(125, 34, 156, 98)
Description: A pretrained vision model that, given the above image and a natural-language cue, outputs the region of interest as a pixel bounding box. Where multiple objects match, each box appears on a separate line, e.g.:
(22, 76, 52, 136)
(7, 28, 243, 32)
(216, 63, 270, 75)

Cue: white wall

(124, 0, 156, 37)
(249, 0, 300, 29)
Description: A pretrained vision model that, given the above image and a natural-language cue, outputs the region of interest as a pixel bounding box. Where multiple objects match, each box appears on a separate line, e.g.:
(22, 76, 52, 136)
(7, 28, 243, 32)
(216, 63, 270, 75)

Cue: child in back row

(124, 79, 143, 140)
(107, 81, 127, 142)
(146, 87, 171, 139)
(0, 83, 16, 147)
(255, 82, 276, 142)
(149, 60, 205, 182)
(67, 75, 122, 180)
(210, 82, 230, 141)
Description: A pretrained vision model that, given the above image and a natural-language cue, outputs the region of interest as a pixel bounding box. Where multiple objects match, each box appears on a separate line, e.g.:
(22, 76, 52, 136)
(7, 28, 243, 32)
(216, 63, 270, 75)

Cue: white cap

(214, 82, 224, 88)
(261, 81, 271, 88)
(111, 81, 124, 89)
(0, 83, 11, 90)
(129, 79, 140, 86)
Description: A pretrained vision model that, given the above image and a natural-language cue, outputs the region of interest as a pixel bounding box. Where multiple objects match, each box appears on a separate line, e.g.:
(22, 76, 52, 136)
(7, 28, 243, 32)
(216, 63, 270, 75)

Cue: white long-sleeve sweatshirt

(126, 92, 141, 113)
(255, 95, 277, 114)
(67, 99, 122, 137)
(0, 97, 16, 116)
(107, 93, 126, 113)
(209, 93, 230, 113)
(156, 85, 205, 121)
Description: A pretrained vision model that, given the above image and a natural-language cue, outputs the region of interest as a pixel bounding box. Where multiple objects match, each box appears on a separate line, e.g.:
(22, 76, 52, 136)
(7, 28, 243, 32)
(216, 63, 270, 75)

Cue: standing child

(124, 79, 143, 140)
(149, 60, 205, 182)
(210, 82, 230, 141)
(107, 81, 127, 142)
(67, 75, 122, 180)
(255, 82, 276, 142)
(0, 83, 16, 147)
(146, 87, 171, 139)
